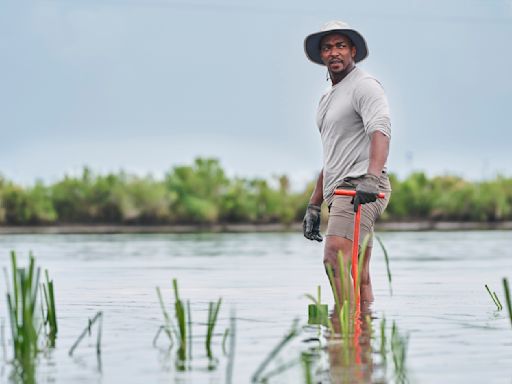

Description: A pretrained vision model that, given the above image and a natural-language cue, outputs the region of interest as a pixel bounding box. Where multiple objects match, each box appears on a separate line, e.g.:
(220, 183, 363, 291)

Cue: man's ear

(351, 46, 356, 59)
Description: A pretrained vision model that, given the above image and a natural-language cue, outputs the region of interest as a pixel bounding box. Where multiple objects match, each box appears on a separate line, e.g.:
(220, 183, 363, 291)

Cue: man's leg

(324, 235, 375, 304)
(324, 235, 353, 304)
(360, 245, 374, 303)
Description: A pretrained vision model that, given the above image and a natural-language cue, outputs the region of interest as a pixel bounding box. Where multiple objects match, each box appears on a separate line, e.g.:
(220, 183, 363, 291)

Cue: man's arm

(303, 169, 324, 242)
(309, 169, 324, 205)
(367, 131, 390, 177)
(352, 77, 391, 211)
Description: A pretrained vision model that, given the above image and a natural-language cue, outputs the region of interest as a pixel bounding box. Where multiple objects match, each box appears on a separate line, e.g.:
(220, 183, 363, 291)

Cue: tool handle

(334, 189, 385, 199)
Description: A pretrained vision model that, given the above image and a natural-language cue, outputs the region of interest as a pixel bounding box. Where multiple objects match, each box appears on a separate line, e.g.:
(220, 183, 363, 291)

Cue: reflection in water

(327, 302, 379, 384)
(321, 301, 409, 384)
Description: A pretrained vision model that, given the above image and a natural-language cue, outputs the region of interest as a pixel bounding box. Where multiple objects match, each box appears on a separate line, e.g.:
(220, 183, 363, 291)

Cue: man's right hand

(303, 204, 323, 242)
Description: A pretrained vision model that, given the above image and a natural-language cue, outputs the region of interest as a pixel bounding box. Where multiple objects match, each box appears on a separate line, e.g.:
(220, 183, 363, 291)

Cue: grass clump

(4, 251, 60, 382)
(5, 251, 40, 381)
(154, 278, 224, 371)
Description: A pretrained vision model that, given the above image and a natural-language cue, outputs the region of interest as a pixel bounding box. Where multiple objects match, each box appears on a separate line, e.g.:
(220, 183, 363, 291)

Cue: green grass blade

(337, 250, 349, 308)
(251, 319, 299, 383)
(68, 311, 102, 356)
(10, 251, 19, 329)
(493, 292, 503, 311)
(222, 328, 230, 356)
(304, 293, 318, 305)
(380, 317, 387, 363)
(187, 300, 192, 360)
(503, 278, 512, 328)
(206, 298, 222, 359)
(172, 279, 187, 362)
(485, 284, 501, 310)
(156, 286, 176, 342)
(225, 310, 236, 384)
(326, 264, 340, 313)
(376, 235, 393, 295)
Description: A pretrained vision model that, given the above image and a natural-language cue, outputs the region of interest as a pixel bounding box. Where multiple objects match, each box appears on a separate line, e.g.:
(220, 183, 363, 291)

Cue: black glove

(303, 204, 323, 242)
(353, 174, 380, 212)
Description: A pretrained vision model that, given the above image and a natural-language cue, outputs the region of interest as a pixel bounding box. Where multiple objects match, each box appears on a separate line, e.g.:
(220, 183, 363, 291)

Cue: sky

(1, 0, 512, 188)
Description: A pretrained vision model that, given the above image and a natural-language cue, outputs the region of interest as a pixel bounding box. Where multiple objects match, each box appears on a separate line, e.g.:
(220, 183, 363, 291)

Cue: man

(302, 21, 392, 303)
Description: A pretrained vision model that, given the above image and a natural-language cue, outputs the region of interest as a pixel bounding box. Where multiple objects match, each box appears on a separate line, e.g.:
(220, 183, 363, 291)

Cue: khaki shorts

(326, 173, 391, 247)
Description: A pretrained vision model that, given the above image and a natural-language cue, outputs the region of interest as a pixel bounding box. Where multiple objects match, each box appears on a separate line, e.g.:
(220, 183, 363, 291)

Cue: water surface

(0, 231, 511, 383)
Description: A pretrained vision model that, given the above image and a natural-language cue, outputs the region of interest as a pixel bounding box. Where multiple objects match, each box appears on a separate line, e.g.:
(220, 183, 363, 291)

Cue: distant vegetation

(0, 158, 511, 225)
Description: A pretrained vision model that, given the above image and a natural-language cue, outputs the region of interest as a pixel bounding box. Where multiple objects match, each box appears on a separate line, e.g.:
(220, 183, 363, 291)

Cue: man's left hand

(353, 173, 380, 212)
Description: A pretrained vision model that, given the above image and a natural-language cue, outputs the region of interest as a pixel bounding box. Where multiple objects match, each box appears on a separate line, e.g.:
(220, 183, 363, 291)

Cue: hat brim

(304, 29, 368, 66)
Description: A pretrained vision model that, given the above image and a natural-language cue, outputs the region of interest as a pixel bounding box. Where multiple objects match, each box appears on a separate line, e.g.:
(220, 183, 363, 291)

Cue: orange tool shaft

(333, 189, 386, 304)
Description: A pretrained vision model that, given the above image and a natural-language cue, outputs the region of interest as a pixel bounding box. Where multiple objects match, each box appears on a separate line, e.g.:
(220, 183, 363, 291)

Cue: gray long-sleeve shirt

(316, 67, 391, 206)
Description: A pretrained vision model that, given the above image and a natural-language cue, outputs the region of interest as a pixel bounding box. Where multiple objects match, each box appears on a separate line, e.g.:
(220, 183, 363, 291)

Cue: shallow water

(0, 231, 511, 383)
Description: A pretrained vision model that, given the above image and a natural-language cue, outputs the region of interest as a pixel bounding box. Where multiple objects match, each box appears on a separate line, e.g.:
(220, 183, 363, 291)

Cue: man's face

(319, 33, 356, 73)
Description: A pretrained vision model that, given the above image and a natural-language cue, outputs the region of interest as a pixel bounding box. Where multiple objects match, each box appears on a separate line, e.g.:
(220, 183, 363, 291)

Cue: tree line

(1, 158, 511, 225)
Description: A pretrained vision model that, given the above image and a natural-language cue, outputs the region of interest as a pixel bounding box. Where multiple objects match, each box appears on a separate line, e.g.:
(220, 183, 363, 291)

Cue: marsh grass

(503, 278, 512, 327)
(187, 300, 192, 360)
(3, 251, 62, 382)
(172, 279, 187, 364)
(301, 351, 313, 384)
(305, 286, 328, 326)
(485, 284, 503, 310)
(154, 286, 176, 348)
(5, 251, 40, 382)
(68, 311, 103, 358)
(225, 310, 236, 384)
(390, 320, 409, 384)
(206, 298, 222, 368)
(379, 317, 387, 364)
(155, 279, 224, 371)
(222, 328, 229, 356)
(42, 270, 58, 346)
(251, 319, 300, 383)
(376, 235, 393, 295)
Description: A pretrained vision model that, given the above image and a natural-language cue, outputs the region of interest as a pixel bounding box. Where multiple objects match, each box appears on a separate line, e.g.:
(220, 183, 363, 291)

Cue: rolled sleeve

(353, 78, 391, 138)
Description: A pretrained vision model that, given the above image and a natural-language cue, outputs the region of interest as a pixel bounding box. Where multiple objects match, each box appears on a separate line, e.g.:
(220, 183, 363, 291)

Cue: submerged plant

(485, 284, 503, 311)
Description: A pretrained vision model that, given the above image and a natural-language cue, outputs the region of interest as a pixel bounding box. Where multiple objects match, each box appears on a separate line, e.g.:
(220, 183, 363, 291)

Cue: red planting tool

(333, 189, 385, 298)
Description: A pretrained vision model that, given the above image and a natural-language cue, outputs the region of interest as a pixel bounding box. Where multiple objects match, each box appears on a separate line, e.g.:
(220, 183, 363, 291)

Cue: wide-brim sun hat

(304, 20, 368, 65)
